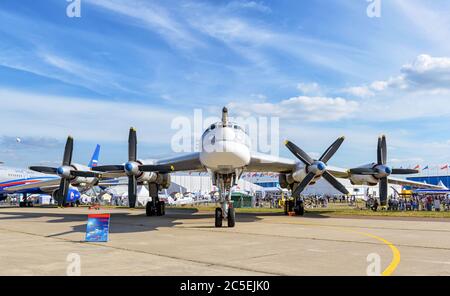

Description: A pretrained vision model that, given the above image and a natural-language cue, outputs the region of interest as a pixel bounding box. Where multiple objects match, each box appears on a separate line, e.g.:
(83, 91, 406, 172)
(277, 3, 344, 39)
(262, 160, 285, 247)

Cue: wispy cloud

(0, 88, 181, 144)
(86, 0, 203, 49)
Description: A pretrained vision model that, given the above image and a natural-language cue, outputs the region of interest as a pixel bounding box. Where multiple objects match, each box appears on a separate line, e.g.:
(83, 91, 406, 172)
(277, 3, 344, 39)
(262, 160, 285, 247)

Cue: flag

(441, 164, 448, 170)
(413, 165, 420, 170)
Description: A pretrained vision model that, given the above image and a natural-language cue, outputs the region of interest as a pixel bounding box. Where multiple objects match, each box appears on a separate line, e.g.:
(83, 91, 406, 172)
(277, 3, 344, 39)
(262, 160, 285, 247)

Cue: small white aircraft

(94, 107, 440, 228)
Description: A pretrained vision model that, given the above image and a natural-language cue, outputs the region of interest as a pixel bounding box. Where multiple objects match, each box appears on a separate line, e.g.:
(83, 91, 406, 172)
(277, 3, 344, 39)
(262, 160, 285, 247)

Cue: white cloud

(229, 96, 359, 122)
(226, 1, 272, 13)
(86, 0, 202, 48)
(343, 54, 450, 99)
(342, 86, 374, 98)
(297, 82, 321, 95)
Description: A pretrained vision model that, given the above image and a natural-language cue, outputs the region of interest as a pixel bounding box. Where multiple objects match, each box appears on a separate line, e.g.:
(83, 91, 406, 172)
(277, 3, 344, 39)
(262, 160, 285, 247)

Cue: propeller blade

(128, 128, 137, 162)
(285, 141, 313, 166)
(58, 178, 70, 207)
(349, 168, 377, 175)
(377, 135, 387, 165)
(139, 165, 174, 173)
(70, 170, 102, 178)
(292, 173, 316, 197)
(94, 165, 125, 172)
(391, 168, 419, 175)
(379, 177, 388, 206)
(322, 171, 349, 195)
(62, 136, 74, 166)
(128, 175, 137, 208)
(319, 136, 345, 164)
(29, 166, 58, 174)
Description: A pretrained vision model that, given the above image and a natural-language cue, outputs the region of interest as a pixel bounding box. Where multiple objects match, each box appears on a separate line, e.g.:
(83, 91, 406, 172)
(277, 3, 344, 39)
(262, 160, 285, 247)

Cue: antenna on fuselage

(222, 107, 229, 125)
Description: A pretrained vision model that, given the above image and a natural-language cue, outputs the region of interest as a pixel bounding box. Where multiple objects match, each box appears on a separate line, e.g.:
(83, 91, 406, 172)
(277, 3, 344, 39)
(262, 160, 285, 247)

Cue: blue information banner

(85, 214, 110, 242)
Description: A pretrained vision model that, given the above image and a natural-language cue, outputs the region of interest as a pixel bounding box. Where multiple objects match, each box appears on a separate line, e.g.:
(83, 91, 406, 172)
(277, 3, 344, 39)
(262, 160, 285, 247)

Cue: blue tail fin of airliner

(88, 144, 100, 168)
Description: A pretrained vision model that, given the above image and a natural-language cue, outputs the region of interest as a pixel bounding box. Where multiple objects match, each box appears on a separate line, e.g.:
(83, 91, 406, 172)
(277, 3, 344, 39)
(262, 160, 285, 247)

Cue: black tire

(27, 201, 33, 207)
(160, 201, 165, 216)
(215, 208, 223, 228)
(19, 201, 25, 208)
(146, 202, 154, 217)
(156, 201, 165, 216)
(227, 207, 235, 228)
(298, 205, 305, 216)
(295, 204, 305, 216)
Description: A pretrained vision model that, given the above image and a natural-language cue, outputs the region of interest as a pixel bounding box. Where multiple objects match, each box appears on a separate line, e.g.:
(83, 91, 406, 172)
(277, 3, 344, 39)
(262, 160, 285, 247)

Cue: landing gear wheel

(146, 201, 154, 217)
(295, 205, 305, 216)
(215, 207, 223, 228)
(19, 201, 25, 208)
(156, 201, 165, 216)
(227, 207, 235, 228)
(27, 201, 33, 207)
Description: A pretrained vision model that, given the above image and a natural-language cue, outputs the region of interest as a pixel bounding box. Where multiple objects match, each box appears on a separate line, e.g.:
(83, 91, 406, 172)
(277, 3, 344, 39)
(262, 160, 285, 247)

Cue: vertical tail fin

(88, 144, 101, 168)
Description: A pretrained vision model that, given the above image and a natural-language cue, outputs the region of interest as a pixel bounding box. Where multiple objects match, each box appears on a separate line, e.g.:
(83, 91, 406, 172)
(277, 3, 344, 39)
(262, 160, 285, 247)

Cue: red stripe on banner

(88, 214, 111, 219)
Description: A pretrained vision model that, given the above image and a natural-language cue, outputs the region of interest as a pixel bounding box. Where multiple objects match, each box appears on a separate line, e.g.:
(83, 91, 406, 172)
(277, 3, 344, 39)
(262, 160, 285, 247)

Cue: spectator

(434, 197, 441, 212)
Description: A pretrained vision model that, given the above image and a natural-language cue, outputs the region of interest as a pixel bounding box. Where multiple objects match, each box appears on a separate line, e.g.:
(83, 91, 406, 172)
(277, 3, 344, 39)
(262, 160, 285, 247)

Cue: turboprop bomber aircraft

(95, 107, 440, 228)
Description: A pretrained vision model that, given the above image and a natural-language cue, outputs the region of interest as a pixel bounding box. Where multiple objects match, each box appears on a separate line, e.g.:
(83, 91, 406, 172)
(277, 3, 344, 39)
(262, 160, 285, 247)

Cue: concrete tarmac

(0, 207, 449, 276)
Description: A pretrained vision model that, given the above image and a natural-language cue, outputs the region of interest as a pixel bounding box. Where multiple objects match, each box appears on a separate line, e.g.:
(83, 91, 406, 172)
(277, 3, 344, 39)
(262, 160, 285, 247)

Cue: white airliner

(2, 142, 118, 206)
(93, 107, 440, 228)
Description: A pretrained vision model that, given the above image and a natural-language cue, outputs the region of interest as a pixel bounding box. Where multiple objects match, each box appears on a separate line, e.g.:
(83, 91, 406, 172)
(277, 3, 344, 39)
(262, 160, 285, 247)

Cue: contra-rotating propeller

(94, 128, 173, 208)
(285, 137, 349, 197)
(30, 136, 102, 207)
(349, 135, 418, 206)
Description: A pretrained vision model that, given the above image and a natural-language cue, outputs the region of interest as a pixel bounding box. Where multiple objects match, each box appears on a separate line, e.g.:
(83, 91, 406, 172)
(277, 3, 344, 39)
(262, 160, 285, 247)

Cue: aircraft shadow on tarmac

(0, 208, 332, 239)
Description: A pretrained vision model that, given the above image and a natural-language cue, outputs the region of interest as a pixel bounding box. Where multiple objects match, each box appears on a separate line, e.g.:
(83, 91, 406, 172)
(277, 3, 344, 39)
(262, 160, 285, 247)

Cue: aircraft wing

(4, 178, 60, 193)
(246, 152, 296, 173)
(387, 177, 443, 189)
(155, 152, 205, 172)
(246, 153, 439, 190)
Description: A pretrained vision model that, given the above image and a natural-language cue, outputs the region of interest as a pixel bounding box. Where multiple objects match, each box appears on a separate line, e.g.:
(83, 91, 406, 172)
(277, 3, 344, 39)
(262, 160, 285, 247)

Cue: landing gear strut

(146, 183, 165, 217)
(294, 197, 305, 216)
(19, 194, 33, 208)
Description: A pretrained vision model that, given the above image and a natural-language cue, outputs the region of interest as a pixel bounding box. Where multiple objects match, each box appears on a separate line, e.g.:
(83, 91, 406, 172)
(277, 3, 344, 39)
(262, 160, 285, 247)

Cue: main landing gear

(146, 200, 165, 216)
(145, 183, 166, 217)
(19, 194, 33, 208)
(284, 197, 305, 216)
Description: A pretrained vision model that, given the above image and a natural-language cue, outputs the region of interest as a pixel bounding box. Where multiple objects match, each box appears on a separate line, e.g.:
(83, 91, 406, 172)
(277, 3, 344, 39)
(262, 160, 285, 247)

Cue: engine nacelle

(349, 174, 378, 186)
(137, 171, 158, 183)
(279, 173, 289, 189)
(157, 173, 171, 189)
(291, 164, 307, 183)
(70, 163, 96, 186)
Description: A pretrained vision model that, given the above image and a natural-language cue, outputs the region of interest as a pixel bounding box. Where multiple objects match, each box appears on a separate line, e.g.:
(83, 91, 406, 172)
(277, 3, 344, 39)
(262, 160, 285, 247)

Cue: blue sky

(1, 0, 450, 170)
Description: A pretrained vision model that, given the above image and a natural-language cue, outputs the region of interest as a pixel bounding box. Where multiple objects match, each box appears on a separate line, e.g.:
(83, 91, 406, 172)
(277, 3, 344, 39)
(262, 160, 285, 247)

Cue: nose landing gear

(214, 203, 235, 228)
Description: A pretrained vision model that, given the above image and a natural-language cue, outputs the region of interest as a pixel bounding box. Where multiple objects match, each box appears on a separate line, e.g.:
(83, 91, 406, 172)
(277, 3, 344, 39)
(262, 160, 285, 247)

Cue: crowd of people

(387, 195, 450, 212)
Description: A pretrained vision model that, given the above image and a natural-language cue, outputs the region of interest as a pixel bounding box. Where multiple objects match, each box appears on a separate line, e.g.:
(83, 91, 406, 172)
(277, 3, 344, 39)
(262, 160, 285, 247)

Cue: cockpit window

(210, 124, 216, 130)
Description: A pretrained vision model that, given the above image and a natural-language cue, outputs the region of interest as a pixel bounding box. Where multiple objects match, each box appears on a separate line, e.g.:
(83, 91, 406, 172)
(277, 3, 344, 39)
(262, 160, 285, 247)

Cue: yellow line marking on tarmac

(259, 218, 401, 276)
(350, 230, 401, 276)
